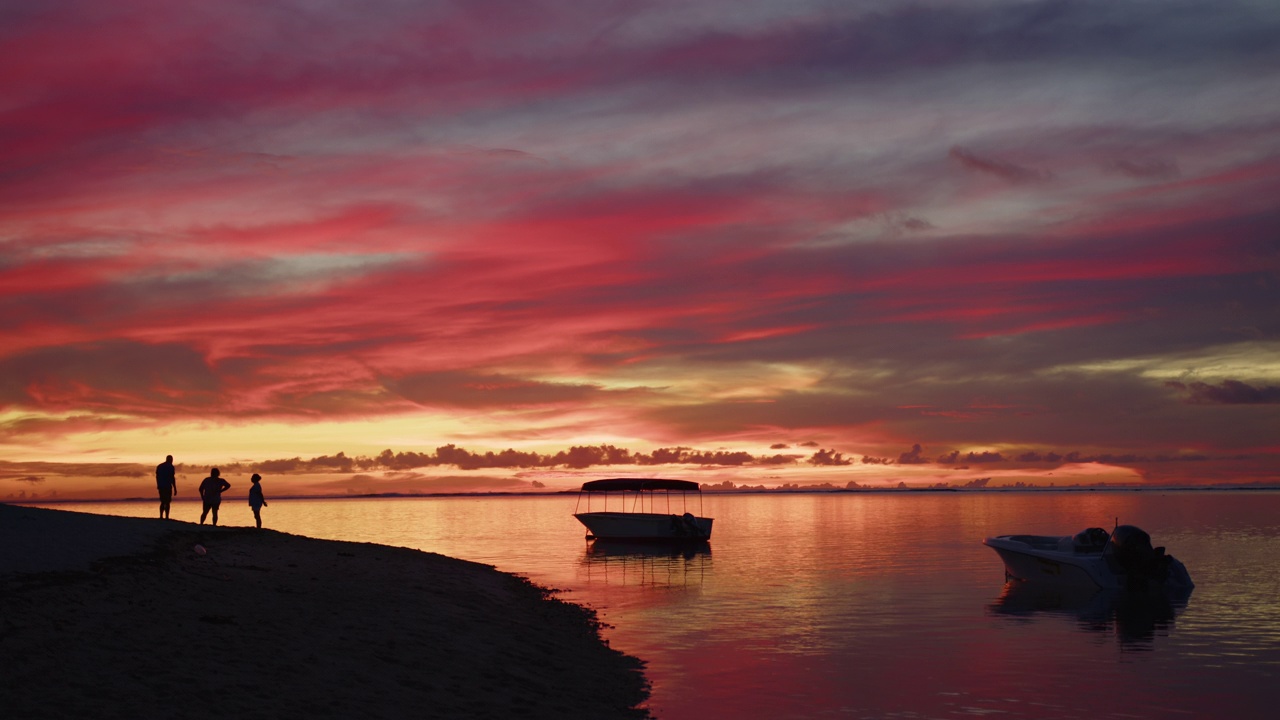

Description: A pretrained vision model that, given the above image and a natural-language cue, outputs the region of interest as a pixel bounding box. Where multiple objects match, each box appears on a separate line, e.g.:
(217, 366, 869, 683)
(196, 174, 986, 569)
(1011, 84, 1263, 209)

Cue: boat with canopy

(573, 478, 713, 541)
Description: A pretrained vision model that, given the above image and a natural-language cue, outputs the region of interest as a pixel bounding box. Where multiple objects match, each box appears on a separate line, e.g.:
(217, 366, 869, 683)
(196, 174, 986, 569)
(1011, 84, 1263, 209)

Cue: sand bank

(0, 504, 650, 719)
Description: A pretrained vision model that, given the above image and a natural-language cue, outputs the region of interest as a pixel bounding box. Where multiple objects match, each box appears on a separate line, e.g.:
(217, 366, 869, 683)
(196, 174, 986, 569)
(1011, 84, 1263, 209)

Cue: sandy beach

(0, 504, 650, 719)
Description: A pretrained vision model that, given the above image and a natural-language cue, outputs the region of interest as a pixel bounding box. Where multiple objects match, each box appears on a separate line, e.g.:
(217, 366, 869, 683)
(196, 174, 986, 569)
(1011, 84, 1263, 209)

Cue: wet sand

(0, 504, 650, 719)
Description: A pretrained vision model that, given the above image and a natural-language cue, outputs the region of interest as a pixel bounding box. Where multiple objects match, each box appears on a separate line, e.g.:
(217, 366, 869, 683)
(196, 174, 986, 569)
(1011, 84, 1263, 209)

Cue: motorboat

(573, 478, 713, 541)
(983, 525, 1194, 591)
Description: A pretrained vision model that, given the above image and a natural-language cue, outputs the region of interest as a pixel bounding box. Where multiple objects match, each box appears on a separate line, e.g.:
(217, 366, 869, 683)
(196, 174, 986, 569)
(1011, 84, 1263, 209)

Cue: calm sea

(35, 490, 1280, 719)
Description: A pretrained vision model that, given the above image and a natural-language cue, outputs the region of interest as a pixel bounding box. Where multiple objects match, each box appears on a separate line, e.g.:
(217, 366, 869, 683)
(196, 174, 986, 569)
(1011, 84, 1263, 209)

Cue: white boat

(573, 478, 713, 541)
(983, 525, 1194, 591)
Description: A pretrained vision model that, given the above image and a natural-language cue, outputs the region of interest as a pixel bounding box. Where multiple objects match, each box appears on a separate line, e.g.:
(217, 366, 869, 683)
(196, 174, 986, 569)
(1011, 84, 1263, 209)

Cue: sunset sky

(3, 0, 1279, 499)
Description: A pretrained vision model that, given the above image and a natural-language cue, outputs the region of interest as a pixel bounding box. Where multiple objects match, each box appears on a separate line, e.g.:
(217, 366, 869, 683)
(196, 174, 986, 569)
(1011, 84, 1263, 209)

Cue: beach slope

(0, 504, 650, 719)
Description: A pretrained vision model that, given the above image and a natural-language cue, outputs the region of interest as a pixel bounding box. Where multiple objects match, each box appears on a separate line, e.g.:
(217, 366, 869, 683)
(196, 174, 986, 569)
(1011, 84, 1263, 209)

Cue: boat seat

(1071, 527, 1110, 553)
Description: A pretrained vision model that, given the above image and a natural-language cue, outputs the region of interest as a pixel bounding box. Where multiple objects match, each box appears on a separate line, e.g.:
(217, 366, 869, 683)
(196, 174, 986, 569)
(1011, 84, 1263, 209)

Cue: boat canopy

(580, 478, 700, 493)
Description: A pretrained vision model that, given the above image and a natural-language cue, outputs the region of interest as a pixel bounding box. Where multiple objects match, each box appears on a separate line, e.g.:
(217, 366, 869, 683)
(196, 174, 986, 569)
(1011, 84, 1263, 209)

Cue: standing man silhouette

(248, 473, 268, 528)
(198, 468, 231, 525)
(156, 455, 177, 519)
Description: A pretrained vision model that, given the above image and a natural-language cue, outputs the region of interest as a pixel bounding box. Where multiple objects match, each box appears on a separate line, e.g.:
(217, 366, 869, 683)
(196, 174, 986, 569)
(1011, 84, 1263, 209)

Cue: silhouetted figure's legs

(211, 504, 219, 526)
(253, 508, 262, 528)
(200, 505, 209, 524)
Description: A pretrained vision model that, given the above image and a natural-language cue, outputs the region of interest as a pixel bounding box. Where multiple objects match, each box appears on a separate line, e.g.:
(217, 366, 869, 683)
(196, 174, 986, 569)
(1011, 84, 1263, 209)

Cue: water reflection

(579, 540, 711, 588)
(990, 580, 1192, 648)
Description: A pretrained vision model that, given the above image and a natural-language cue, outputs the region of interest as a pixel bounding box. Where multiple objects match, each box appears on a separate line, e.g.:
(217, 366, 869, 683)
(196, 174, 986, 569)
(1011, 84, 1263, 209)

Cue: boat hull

(983, 536, 1115, 588)
(575, 511, 713, 541)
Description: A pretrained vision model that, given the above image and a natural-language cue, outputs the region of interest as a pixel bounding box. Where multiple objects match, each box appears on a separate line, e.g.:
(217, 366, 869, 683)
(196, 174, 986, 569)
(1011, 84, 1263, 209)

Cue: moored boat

(983, 525, 1194, 591)
(573, 478, 713, 541)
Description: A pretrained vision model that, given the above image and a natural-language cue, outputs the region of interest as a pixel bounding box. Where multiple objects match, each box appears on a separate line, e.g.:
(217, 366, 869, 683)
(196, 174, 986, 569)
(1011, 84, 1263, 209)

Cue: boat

(573, 478, 713, 541)
(982, 524, 1194, 591)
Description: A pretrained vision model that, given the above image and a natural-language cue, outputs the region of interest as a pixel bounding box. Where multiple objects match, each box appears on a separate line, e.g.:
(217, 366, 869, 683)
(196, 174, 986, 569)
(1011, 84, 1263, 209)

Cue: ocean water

(37, 490, 1280, 719)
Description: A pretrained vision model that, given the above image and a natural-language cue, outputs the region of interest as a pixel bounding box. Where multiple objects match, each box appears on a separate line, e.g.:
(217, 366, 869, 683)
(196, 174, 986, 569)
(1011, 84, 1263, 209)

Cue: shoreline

(0, 504, 651, 719)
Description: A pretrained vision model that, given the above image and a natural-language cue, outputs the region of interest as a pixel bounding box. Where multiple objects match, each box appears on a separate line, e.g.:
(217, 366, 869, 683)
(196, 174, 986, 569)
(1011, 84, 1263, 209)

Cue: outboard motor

(1110, 525, 1170, 589)
(670, 513, 705, 538)
(681, 512, 704, 538)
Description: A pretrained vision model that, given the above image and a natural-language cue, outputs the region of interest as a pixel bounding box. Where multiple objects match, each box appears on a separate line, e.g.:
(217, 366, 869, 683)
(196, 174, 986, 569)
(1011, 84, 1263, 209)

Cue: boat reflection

(579, 540, 711, 588)
(989, 580, 1193, 648)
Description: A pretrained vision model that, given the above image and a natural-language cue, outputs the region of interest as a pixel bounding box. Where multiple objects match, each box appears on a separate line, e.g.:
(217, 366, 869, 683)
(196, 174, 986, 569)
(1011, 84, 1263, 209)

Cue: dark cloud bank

(239, 442, 1234, 475)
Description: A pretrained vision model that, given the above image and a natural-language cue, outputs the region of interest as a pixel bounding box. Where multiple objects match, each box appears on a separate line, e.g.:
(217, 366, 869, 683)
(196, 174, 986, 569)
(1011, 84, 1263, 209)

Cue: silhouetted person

(248, 473, 268, 528)
(156, 455, 177, 519)
(198, 468, 230, 525)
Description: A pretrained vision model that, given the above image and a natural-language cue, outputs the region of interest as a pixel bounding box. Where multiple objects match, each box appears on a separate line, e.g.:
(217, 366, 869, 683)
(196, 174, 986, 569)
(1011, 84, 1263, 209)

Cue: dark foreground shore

(0, 504, 650, 719)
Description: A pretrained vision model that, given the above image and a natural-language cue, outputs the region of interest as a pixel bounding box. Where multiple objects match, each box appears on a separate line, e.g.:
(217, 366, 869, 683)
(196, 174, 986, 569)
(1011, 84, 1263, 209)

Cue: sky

(2, 0, 1279, 499)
